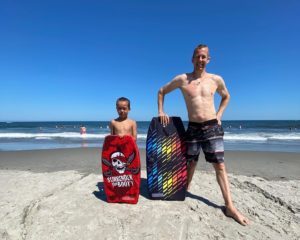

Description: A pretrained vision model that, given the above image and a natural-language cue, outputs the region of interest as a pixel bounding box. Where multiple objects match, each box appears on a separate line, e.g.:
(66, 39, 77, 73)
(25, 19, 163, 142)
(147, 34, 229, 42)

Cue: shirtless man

(110, 97, 137, 141)
(158, 44, 249, 226)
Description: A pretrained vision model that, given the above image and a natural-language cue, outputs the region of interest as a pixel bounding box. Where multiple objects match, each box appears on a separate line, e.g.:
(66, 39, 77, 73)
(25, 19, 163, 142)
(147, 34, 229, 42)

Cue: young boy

(109, 97, 137, 141)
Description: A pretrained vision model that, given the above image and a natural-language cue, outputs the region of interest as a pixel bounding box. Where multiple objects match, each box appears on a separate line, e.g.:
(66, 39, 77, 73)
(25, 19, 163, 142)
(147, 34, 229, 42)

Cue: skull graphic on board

(102, 150, 140, 177)
(111, 152, 127, 174)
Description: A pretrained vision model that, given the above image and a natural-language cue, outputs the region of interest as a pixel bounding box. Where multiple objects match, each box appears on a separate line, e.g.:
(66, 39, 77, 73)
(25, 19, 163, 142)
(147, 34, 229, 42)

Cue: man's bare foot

(224, 206, 250, 226)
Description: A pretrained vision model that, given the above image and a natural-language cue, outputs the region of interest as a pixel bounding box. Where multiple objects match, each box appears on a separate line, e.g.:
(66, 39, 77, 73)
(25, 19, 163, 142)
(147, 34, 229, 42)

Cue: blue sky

(1, 0, 300, 121)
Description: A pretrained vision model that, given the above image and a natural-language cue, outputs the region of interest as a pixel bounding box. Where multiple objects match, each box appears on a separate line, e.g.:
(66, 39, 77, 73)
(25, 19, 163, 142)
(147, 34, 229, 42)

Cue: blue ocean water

(0, 120, 299, 152)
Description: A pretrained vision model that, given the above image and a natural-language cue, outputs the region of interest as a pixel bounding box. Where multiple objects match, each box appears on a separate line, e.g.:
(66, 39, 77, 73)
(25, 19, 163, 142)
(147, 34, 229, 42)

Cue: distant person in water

(109, 97, 137, 141)
(80, 125, 87, 135)
(157, 44, 249, 226)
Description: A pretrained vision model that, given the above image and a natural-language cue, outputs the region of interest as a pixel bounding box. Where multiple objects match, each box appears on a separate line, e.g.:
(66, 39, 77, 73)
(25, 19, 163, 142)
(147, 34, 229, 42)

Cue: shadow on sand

(93, 178, 150, 202)
(93, 181, 107, 202)
(93, 178, 223, 212)
(185, 191, 223, 210)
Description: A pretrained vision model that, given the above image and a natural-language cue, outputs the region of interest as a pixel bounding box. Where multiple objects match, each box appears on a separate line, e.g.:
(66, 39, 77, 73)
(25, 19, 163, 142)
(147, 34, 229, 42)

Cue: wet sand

(0, 148, 299, 180)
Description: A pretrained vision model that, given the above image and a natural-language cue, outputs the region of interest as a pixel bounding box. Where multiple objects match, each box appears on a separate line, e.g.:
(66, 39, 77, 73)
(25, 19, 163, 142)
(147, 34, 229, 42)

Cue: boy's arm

(132, 120, 137, 141)
(109, 121, 114, 135)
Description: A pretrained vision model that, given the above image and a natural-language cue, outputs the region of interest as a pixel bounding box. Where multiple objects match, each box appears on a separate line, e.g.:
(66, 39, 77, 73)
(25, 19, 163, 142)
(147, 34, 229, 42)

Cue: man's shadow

(185, 191, 223, 210)
(93, 178, 223, 212)
(141, 178, 223, 210)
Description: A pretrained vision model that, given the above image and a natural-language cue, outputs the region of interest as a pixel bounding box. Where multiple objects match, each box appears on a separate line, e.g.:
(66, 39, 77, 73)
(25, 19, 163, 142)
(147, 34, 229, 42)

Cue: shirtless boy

(110, 97, 137, 141)
(158, 44, 249, 226)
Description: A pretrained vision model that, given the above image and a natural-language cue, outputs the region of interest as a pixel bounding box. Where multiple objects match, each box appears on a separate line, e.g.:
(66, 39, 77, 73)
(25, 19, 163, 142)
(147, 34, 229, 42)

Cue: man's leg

(187, 160, 197, 190)
(213, 162, 250, 226)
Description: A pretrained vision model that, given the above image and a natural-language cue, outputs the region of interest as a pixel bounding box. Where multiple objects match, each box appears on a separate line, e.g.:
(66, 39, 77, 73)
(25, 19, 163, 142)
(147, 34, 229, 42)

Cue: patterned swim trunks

(185, 119, 224, 163)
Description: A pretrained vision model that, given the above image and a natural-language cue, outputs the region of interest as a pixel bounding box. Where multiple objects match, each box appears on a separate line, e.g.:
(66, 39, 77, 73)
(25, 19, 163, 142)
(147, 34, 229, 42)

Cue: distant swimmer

(80, 125, 87, 135)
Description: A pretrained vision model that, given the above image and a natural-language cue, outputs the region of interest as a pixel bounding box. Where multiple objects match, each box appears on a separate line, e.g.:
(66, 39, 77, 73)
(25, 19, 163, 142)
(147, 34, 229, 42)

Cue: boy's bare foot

(224, 206, 250, 226)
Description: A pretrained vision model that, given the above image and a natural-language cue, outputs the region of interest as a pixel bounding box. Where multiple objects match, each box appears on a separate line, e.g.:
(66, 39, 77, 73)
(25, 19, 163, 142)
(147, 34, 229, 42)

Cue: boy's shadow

(93, 182, 107, 202)
(93, 178, 152, 202)
(140, 178, 151, 199)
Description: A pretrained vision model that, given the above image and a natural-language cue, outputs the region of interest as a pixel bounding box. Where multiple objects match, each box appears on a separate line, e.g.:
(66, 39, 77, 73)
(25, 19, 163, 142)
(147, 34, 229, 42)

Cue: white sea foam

(268, 133, 300, 140)
(35, 137, 52, 140)
(224, 132, 300, 142)
(137, 134, 147, 139)
(224, 134, 267, 141)
(0, 132, 299, 142)
(0, 132, 109, 139)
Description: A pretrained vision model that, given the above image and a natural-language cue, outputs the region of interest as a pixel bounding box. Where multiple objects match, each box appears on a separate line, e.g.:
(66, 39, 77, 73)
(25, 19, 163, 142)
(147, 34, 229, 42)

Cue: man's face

(192, 47, 210, 71)
(116, 101, 130, 118)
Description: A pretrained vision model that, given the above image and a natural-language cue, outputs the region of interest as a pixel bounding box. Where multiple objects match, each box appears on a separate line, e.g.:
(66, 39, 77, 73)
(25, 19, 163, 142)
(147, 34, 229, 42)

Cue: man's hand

(216, 113, 222, 126)
(158, 112, 169, 126)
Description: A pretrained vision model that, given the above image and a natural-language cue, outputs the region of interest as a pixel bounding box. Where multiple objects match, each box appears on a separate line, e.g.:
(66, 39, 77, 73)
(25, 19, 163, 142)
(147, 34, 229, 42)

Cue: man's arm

(215, 76, 230, 125)
(158, 75, 183, 125)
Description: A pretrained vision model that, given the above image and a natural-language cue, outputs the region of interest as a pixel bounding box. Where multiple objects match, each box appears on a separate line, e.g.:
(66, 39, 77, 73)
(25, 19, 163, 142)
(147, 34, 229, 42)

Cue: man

(157, 44, 249, 226)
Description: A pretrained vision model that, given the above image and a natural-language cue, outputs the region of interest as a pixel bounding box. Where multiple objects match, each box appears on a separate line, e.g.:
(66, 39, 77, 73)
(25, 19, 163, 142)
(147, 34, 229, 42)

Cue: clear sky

(1, 0, 300, 121)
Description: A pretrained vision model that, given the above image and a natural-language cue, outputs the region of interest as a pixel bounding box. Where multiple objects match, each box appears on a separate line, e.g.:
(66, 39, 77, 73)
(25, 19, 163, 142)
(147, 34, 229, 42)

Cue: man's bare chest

(181, 79, 217, 98)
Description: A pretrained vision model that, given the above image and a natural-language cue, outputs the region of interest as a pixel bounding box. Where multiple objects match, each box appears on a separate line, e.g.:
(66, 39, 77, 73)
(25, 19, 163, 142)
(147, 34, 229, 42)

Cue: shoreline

(0, 147, 300, 180)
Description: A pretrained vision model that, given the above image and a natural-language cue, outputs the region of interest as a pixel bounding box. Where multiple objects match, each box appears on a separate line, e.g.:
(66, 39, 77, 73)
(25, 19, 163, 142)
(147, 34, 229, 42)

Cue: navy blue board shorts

(185, 119, 225, 163)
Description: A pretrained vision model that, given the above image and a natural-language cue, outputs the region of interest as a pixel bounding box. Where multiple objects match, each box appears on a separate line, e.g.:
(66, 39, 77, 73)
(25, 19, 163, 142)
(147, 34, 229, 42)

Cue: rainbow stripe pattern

(146, 117, 187, 200)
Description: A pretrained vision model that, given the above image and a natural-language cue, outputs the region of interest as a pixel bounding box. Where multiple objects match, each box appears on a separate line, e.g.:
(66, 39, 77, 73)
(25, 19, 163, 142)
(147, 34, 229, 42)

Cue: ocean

(0, 120, 299, 152)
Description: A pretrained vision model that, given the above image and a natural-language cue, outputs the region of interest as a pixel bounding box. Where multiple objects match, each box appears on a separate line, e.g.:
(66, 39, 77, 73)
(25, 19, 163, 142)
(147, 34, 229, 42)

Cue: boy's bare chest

(114, 121, 131, 132)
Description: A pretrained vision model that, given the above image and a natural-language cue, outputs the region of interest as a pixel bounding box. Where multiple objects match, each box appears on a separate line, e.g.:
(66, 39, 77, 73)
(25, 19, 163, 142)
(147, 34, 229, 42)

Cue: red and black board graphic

(101, 135, 141, 204)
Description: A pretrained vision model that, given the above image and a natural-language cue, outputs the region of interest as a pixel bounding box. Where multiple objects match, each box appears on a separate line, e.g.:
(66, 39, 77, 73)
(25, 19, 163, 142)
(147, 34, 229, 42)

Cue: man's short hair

(116, 97, 131, 109)
(193, 44, 209, 58)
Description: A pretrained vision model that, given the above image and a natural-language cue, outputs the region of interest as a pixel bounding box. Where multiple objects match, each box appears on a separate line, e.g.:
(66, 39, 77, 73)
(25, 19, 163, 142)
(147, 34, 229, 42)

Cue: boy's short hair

(116, 97, 131, 109)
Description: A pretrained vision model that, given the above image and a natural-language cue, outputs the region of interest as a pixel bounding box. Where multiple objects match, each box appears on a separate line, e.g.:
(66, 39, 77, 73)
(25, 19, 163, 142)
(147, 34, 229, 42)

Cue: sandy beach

(1, 148, 300, 240)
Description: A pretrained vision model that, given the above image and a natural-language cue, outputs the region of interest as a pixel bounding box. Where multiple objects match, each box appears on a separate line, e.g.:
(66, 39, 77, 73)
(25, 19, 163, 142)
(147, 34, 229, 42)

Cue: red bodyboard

(101, 135, 141, 204)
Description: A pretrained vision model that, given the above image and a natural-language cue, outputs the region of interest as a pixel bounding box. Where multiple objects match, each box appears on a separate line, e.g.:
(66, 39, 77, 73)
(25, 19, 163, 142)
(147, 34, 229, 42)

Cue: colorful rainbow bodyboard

(146, 117, 187, 200)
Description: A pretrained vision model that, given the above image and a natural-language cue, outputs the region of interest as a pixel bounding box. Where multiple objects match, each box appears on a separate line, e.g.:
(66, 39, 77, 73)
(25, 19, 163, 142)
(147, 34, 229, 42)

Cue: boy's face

(116, 100, 130, 119)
